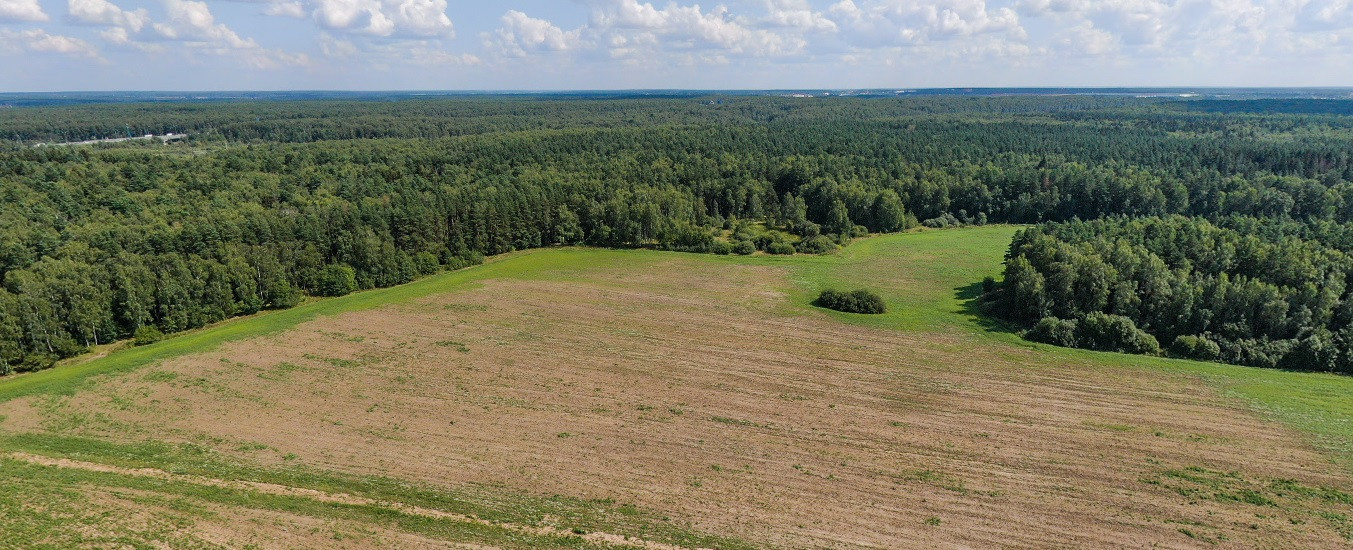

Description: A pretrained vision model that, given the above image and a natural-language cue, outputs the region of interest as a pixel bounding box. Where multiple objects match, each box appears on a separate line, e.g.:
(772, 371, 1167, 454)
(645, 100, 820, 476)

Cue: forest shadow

(953, 281, 1020, 335)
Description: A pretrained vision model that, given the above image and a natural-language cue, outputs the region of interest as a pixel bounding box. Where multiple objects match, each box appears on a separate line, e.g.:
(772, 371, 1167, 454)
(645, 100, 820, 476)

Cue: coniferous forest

(3, 95, 1353, 374)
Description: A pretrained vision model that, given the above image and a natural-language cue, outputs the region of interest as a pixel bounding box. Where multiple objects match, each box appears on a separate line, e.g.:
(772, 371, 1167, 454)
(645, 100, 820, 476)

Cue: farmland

(3, 225, 1351, 548)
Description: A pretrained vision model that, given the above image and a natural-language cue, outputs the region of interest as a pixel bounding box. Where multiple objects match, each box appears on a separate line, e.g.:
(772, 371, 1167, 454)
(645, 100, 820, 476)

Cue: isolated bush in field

(816, 289, 888, 314)
(733, 240, 756, 255)
(1026, 317, 1078, 348)
(317, 264, 358, 297)
(1074, 312, 1160, 355)
(133, 325, 165, 346)
(1171, 335, 1221, 361)
(767, 242, 796, 255)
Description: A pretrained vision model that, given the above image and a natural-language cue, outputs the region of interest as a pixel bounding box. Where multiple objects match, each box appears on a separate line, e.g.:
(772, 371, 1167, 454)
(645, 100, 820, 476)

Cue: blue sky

(1, 0, 1351, 91)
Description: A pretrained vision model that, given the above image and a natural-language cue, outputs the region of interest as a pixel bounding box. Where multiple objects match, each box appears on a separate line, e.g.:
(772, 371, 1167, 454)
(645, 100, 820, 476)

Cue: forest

(2, 95, 1353, 374)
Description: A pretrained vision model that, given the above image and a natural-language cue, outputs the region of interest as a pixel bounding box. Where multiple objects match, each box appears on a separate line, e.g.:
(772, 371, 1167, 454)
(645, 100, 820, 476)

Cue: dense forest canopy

(3, 95, 1353, 374)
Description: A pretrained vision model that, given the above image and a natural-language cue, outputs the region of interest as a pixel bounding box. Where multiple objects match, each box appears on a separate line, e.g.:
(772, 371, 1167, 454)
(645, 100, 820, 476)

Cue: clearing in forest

(2, 226, 1353, 548)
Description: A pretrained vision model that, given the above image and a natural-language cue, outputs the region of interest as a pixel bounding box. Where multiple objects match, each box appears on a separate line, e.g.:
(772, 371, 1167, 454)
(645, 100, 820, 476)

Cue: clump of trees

(986, 216, 1353, 373)
(816, 289, 888, 314)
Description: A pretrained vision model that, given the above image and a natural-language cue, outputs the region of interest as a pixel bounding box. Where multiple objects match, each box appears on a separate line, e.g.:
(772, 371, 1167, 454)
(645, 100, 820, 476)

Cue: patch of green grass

(0, 433, 754, 550)
(710, 416, 767, 428)
(0, 456, 607, 549)
(434, 341, 471, 353)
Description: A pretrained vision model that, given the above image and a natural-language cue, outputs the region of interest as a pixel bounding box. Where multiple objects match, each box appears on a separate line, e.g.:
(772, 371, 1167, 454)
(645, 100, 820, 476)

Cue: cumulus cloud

(1056, 20, 1117, 55)
(0, 0, 48, 21)
(829, 0, 1025, 46)
(152, 0, 256, 49)
(487, 10, 584, 57)
(590, 0, 805, 56)
(761, 0, 838, 32)
(68, 0, 148, 31)
(246, 0, 454, 37)
(0, 28, 102, 60)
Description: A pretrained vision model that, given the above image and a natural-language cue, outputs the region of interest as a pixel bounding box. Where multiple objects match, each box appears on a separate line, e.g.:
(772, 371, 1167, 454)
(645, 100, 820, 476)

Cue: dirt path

(6, 451, 695, 550)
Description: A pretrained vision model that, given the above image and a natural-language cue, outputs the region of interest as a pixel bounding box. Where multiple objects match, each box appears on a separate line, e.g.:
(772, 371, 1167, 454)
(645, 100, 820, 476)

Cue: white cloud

(487, 10, 584, 57)
(68, 0, 149, 32)
(0, 0, 48, 21)
(829, 0, 1025, 46)
(152, 0, 256, 49)
(1056, 20, 1117, 55)
(0, 28, 102, 60)
(761, 0, 838, 32)
(264, 1, 306, 18)
(248, 0, 454, 37)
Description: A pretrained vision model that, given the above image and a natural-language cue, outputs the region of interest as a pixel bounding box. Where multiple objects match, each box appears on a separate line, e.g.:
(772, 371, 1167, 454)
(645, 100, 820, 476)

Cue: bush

(732, 240, 756, 255)
(816, 289, 888, 314)
(796, 235, 837, 255)
(766, 242, 796, 255)
(922, 212, 963, 229)
(316, 264, 358, 297)
(1171, 335, 1220, 361)
(17, 353, 57, 373)
(1026, 317, 1078, 348)
(710, 241, 733, 255)
(1219, 338, 1291, 370)
(1279, 331, 1337, 372)
(444, 252, 485, 271)
(1074, 312, 1160, 355)
(133, 325, 164, 346)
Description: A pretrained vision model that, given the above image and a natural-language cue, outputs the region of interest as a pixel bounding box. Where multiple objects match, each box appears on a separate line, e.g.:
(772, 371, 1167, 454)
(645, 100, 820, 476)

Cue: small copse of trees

(816, 289, 888, 314)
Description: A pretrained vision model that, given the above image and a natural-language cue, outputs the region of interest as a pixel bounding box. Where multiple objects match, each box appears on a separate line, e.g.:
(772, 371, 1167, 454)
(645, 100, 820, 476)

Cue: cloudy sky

(1, 0, 1351, 91)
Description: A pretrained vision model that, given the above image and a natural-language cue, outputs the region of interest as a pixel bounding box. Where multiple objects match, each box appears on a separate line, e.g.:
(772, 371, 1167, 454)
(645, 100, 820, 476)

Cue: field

(2, 226, 1353, 548)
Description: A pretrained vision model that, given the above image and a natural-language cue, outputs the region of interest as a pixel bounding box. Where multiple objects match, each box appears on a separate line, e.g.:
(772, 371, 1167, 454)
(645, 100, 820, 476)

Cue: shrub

(133, 325, 165, 346)
(444, 252, 485, 271)
(1074, 312, 1160, 355)
(17, 353, 57, 373)
(816, 289, 888, 314)
(766, 242, 796, 255)
(316, 264, 358, 297)
(732, 240, 756, 255)
(1279, 331, 1337, 372)
(1171, 335, 1220, 361)
(922, 212, 963, 229)
(710, 241, 733, 255)
(796, 235, 837, 255)
(1026, 317, 1078, 348)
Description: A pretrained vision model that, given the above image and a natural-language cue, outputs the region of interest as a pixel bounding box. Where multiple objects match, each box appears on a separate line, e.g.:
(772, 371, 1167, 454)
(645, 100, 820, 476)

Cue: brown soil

(3, 256, 1351, 548)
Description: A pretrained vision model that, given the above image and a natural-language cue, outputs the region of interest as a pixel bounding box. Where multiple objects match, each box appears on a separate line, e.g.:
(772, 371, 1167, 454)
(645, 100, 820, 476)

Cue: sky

(0, 0, 1351, 91)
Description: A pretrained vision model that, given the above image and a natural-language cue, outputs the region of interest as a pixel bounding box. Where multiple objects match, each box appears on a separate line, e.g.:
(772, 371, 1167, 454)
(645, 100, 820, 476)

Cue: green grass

(0, 433, 753, 549)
